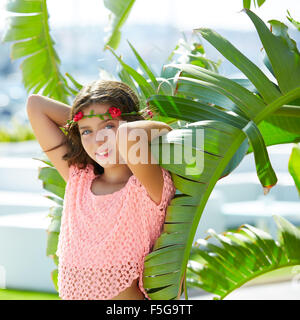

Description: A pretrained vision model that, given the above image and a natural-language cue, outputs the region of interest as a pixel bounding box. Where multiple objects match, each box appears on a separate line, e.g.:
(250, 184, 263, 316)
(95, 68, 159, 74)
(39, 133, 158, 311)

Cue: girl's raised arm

(26, 94, 71, 182)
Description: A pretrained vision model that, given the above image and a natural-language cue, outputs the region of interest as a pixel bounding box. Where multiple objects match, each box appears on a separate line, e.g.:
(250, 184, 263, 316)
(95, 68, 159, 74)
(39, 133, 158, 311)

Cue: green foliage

(143, 9, 300, 299)
(34, 157, 65, 291)
(287, 10, 300, 31)
(0, 288, 60, 300)
(103, 0, 136, 50)
(166, 32, 222, 73)
(288, 143, 300, 196)
(1, 0, 80, 103)
(243, 0, 266, 9)
(0, 118, 36, 142)
(187, 215, 300, 300)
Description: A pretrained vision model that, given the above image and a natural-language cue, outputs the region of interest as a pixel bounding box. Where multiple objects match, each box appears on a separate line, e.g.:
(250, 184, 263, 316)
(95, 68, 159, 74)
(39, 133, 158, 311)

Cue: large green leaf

(248, 106, 300, 152)
(288, 143, 300, 197)
(148, 92, 277, 190)
(127, 40, 160, 90)
(141, 10, 300, 299)
(187, 215, 300, 300)
(143, 67, 300, 300)
(35, 157, 65, 291)
(287, 10, 300, 31)
(103, 0, 136, 50)
(143, 120, 248, 299)
(194, 12, 300, 156)
(243, 8, 300, 94)
(1, 0, 76, 103)
(173, 64, 267, 117)
(243, 0, 266, 9)
(38, 166, 66, 199)
(194, 27, 281, 104)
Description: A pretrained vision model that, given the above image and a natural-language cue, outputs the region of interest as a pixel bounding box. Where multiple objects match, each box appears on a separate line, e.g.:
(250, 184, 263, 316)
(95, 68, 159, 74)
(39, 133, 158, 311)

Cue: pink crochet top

(56, 163, 176, 300)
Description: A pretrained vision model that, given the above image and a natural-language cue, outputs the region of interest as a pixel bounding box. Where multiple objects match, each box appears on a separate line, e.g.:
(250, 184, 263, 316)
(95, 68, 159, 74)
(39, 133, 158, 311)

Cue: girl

(26, 80, 176, 300)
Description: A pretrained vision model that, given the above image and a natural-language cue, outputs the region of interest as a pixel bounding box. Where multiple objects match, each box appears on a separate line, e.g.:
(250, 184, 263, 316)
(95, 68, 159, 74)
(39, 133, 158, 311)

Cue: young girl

(26, 80, 176, 300)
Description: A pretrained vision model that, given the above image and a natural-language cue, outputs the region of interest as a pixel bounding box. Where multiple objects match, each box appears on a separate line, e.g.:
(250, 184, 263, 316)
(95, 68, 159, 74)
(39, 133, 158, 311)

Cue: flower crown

(64, 106, 154, 128)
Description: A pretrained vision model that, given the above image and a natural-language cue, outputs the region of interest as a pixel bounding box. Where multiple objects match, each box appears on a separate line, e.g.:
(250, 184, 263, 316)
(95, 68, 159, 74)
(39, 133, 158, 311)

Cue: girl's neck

(100, 165, 133, 184)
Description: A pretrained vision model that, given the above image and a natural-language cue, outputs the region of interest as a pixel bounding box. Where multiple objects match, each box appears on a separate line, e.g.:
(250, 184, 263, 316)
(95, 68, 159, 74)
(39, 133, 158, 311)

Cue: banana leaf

(288, 143, 300, 197)
(36, 159, 65, 289)
(187, 215, 300, 300)
(248, 106, 300, 152)
(154, 72, 278, 190)
(103, 0, 136, 50)
(1, 0, 76, 103)
(287, 10, 300, 31)
(140, 9, 300, 299)
(243, 9, 300, 95)
(243, 0, 266, 9)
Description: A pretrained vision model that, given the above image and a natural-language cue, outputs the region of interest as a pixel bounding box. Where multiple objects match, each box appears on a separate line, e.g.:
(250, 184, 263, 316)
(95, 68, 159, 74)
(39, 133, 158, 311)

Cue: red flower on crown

(147, 110, 153, 118)
(109, 107, 122, 118)
(73, 111, 84, 122)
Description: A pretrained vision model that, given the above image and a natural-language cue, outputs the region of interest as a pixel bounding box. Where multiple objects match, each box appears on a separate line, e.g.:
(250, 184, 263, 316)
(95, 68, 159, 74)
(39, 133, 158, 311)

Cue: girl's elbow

(26, 94, 40, 110)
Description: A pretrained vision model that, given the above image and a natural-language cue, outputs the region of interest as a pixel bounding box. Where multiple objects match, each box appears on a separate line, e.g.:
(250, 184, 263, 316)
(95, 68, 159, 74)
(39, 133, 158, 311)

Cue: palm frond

(187, 215, 300, 300)
(141, 9, 300, 300)
(1, 0, 79, 103)
(288, 143, 300, 197)
(103, 0, 136, 50)
(35, 158, 65, 291)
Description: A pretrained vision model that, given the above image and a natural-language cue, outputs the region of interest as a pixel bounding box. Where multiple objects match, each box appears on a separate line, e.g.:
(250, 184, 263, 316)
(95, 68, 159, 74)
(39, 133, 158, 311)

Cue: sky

(0, 0, 299, 32)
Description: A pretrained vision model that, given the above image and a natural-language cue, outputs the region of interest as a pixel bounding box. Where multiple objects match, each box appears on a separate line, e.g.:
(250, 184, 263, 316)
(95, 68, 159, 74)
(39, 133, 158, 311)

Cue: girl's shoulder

(68, 163, 94, 180)
(128, 167, 176, 212)
(129, 167, 173, 188)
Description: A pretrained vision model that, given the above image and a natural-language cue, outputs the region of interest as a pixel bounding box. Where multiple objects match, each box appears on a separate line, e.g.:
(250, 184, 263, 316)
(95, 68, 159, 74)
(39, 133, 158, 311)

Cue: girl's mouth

(95, 149, 111, 159)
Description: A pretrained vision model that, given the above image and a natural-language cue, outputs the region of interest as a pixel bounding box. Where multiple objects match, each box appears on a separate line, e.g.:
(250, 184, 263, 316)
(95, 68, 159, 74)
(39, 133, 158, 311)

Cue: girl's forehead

(78, 104, 123, 128)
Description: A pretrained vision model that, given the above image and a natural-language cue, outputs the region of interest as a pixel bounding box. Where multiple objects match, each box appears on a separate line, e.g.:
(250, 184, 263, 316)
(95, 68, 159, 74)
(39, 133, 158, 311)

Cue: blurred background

(0, 0, 299, 131)
(0, 0, 299, 300)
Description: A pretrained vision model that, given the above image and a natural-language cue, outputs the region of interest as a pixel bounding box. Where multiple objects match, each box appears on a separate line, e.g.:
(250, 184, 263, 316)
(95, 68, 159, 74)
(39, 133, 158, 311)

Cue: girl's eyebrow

(79, 119, 111, 130)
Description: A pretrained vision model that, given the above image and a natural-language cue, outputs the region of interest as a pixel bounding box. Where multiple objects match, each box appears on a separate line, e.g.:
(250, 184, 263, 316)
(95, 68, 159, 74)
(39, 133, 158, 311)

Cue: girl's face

(77, 103, 126, 168)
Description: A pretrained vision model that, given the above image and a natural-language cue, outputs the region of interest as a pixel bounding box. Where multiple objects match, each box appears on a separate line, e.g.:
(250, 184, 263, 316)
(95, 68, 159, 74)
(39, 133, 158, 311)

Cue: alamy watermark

(94, 121, 204, 176)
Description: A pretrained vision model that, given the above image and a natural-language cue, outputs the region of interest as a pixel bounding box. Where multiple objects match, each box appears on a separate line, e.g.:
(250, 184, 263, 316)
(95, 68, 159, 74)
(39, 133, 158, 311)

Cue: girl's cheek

(80, 137, 90, 151)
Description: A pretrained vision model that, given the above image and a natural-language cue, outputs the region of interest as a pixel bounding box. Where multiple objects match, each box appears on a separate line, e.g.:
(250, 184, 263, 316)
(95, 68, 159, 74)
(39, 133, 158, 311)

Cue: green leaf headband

(65, 106, 154, 128)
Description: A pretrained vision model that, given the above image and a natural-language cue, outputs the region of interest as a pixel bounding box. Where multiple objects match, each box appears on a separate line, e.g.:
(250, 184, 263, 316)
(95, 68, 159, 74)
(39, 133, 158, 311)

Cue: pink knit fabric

(56, 163, 176, 300)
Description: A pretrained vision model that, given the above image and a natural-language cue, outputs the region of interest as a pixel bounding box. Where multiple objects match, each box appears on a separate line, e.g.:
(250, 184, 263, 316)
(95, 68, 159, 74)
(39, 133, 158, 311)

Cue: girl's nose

(95, 128, 115, 147)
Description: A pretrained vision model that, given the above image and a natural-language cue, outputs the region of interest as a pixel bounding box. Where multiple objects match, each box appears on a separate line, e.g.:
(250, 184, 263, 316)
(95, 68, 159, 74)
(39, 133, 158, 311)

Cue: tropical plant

(103, 0, 136, 50)
(0, 118, 35, 142)
(102, 0, 269, 51)
(243, 0, 266, 10)
(2, 0, 300, 300)
(187, 214, 300, 300)
(32, 156, 66, 291)
(288, 144, 300, 196)
(144, 9, 300, 299)
(1, 0, 79, 103)
(1, 0, 219, 294)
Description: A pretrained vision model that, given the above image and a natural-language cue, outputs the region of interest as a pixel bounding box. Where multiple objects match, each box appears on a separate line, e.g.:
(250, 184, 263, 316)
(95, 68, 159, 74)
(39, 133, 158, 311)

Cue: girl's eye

(81, 129, 90, 136)
(81, 124, 114, 136)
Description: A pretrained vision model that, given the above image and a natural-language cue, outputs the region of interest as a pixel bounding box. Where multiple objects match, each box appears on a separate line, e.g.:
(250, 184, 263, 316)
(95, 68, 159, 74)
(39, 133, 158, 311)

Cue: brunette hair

(44, 80, 146, 176)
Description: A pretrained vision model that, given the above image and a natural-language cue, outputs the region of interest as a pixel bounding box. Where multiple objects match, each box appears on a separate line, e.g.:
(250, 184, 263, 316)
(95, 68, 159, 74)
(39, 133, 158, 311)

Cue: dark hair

(44, 80, 146, 176)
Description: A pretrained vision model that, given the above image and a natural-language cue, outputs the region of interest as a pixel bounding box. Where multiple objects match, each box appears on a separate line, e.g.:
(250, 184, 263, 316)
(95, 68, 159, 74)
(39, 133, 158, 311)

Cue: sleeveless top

(56, 163, 176, 300)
